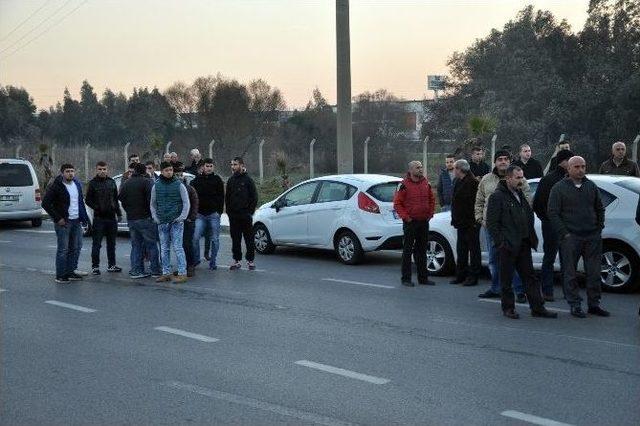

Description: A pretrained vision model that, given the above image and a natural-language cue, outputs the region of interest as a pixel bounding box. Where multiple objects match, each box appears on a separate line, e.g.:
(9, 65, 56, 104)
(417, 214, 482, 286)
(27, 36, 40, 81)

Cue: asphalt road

(1, 219, 639, 426)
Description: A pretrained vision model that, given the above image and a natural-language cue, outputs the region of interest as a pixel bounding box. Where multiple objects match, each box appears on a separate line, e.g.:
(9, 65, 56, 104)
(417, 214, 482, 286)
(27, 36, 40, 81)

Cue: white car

(252, 174, 404, 264)
(0, 158, 43, 227)
(427, 174, 640, 293)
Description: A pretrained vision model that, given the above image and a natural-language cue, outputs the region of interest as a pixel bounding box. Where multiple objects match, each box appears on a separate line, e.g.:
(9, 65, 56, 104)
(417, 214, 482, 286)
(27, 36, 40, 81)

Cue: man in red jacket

(393, 160, 436, 287)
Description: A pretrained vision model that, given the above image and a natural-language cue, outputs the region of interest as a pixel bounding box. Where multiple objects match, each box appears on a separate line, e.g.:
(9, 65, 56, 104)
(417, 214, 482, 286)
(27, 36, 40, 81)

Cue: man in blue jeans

(119, 163, 161, 278)
(191, 158, 225, 270)
(42, 164, 90, 283)
(150, 162, 190, 283)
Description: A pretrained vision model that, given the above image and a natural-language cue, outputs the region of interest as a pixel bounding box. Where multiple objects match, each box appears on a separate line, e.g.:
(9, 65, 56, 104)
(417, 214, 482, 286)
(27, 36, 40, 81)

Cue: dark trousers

(498, 239, 544, 312)
(91, 217, 117, 268)
(455, 225, 481, 280)
(401, 220, 428, 283)
(183, 219, 196, 267)
(560, 234, 602, 308)
(540, 219, 560, 296)
(229, 214, 254, 262)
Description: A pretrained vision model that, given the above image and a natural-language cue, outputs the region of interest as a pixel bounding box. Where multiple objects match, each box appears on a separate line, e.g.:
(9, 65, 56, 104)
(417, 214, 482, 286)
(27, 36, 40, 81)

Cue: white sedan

(252, 174, 404, 264)
(427, 174, 640, 293)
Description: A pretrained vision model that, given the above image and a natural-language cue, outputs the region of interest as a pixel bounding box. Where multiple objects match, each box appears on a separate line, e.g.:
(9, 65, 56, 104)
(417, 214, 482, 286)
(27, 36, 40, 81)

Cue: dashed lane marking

(501, 410, 575, 426)
(0, 289, 7, 292)
(0, 240, 12, 243)
(478, 298, 570, 313)
(321, 278, 395, 289)
(166, 381, 355, 426)
(44, 300, 97, 313)
(294, 360, 390, 385)
(14, 229, 56, 234)
(154, 326, 219, 342)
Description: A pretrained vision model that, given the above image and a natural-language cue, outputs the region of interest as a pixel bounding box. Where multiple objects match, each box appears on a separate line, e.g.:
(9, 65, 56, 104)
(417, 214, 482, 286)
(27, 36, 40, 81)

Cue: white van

(0, 158, 43, 227)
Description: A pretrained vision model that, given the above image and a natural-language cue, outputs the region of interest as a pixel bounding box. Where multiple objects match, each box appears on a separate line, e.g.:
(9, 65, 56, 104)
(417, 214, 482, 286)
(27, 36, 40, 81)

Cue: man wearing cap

(532, 149, 573, 301)
(598, 141, 640, 177)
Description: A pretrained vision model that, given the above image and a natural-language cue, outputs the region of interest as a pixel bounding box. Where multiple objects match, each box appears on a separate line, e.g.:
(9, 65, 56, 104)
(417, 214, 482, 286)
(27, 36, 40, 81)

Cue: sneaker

(107, 265, 122, 273)
(209, 265, 218, 271)
(155, 275, 172, 283)
(247, 261, 256, 271)
(187, 266, 195, 278)
(151, 272, 162, 278)
(68, 272, 83, 281)
(570, 306, 587, 318)
(130, 272, 151, 279)
(531, 308, 558, 318)
(516, 293, 527, 304)
(401, 280, 415, 287)
(73, 269, 89, 276)
(478, 290, 500, 299)
(588, 306, 611, 317)
(229, 261, 241, 270)
(172, 274, 188, 283)
(55, 276, 70, 284)
(503, 309, 520, 319)
(91, 268, 101, 276)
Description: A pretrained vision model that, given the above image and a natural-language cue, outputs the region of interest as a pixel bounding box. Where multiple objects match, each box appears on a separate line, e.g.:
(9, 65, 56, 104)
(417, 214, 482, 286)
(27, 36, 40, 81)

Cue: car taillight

(358, 192, 380, 214)
(35, 188, 41, 202)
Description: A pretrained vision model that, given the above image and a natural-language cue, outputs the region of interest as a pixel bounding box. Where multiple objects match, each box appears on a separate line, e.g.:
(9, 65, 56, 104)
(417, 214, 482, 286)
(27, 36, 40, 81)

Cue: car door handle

(294, 211, 305, 215)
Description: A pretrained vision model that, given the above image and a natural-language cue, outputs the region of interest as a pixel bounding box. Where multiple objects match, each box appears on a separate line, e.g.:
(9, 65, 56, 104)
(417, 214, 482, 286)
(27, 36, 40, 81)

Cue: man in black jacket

(191, 158, 225, 270)
(450, 159, 480, 286)
(548, 156, 609, 318)
(513, 144, 543, 179)
(118, 163, 161, 279)
(486, 165, 556, 319)
(85, 161, 122, 275)
(225, 156, 258, 270)
(532, 149, 573, 301)
(469, 146, 490, 178)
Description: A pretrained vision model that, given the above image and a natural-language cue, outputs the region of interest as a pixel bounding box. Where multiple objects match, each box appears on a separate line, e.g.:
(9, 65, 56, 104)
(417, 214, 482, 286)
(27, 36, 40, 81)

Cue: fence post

(309, 138, 316, 178)
(15, 144, 22, 158)
(258, 139, 265, 184)
(422, 136, 429, 174)
(490, 134, 497, 166)
(165, 141, 172, 154)
(544, 133, 565, 175)
(632, 134, 640, 163)
(124, 142, 131, 172)
(84, 143, 91, 182)
(363, 136, 370, 173)
(208, 139, 215, 160)
(51, 144, 57, 171)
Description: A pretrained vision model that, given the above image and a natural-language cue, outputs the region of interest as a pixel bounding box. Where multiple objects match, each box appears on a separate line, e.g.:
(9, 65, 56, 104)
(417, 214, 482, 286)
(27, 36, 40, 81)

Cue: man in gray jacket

(548, 156, 609, 318)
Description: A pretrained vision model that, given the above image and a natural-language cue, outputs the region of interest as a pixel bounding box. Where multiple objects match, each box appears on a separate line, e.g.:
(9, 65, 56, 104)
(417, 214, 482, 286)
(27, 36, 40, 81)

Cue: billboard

(427, 75, 445, 91)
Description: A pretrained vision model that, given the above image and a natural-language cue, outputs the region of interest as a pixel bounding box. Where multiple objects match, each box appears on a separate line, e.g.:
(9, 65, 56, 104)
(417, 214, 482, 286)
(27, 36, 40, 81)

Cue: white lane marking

(294, 360, 390, 385)
(154, 326, 219, 342)
(322, 278, 395, 289)
(0, 289, 7, 292)
(0, 240, 12, 243)
(501, 410, 575, 426)
(44, 300, 96, 313)
(166, 381, 354, 426)
(14, 229, 56, 234)
(478, 299, 570, 313)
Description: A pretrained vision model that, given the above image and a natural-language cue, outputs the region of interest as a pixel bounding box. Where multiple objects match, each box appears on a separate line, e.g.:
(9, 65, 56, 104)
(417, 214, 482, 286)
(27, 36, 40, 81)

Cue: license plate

(0, 195, 19, 202)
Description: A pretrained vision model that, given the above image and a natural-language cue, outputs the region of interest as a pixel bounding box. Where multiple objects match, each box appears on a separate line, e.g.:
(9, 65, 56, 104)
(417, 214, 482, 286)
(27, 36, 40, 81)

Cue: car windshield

(0, 163, 33, 187)
(367, 182, 400, 202)
(614, 179, 640, 195)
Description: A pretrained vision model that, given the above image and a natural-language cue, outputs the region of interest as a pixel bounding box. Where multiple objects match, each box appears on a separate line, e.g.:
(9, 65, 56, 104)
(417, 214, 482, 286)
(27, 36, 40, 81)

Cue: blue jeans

(54, 219, 83, 278)
(129, 218, 160, 275)
(193, 213, 221, 268)
(482, 226, 523, 294)
(158, 221, 187, 276)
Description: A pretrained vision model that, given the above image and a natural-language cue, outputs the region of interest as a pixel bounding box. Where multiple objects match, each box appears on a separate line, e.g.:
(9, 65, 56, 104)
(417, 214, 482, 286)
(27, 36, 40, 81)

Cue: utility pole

(336, 0, 353, 173)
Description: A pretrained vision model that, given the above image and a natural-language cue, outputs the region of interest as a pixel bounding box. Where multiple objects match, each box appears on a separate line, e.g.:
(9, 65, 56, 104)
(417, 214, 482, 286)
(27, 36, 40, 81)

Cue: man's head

(407, 160, 424, 179)
(190, 148, 202, 162)
(494, 150, 511, 172)
(95, 161, 108, 178)
(163, 153, 171, 162)
(612, 141, 626, 161)
(128, 162, 136, 175)
(128, 154, 140, 164)
(160, 161, 174, 179)
(173, 162, 185, 179)
(60, 164, 75, 182)
(445, 154, 455, 171)
(471, 146, 484, 162)
(145, 161, 155, 176)
(203, 158, 215, 175)
(231, 156, 244, 174)
(556, 149, 574, 170)
(519, 144, 532, 161)
(505, 165, 524, 191)
(567, 156, 586, 180)
(453, 159, 470, 180)
(557, 139, 571, 152)
(170, 152, 178, 162)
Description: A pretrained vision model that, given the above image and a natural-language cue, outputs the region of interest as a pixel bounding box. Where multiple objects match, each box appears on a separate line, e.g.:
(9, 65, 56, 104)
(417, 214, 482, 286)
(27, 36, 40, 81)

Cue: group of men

(397, 139, 640, 319)
(42, 150, 258, 284)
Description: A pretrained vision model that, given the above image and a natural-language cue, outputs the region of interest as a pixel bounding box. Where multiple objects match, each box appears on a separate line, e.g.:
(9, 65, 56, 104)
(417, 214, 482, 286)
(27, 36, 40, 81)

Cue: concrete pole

(490, 134, 497, 166)
(208, 139, 216, 160)
(165, 141, 172, 154)
(632, 134, 640, 163)
(16, 144, 22, 158)
(309, 138, 316, 178)
(422, 136, 429, 176)
(84, 143, 91, 182)
(544, 133, 565, 175)
(124, 142, 131, 172)
(258, 139, 265, 184)
(336, 0, 353, 173)
(51, 144, 57, 171)
(363, 136, 370, 173)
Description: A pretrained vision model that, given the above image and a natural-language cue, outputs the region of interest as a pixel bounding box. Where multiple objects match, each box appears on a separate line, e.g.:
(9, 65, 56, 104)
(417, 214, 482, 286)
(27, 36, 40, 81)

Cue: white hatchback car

(427, 174, 640, 293)
(0, 158, 43, 227)
(252, 174, 404, 264)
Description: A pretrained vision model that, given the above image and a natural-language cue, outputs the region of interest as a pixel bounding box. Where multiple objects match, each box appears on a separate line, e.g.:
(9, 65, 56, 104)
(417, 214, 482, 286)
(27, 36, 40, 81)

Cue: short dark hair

(60, 163, 74, 173)
(472, 146, 484, 152)
(128, 162, 137, 170)
(232, 156, 244, 165)
(96, 161, 107, 168)
(160, 161, 173, 170)
(445, 153, 455, 159)
(506, 165, 523, 176)
(145, 161, 155, 167)
(128, 153, 139, 160)
(558, 138, 571, 146)
(173, 162, 185, 173)
(203, 158, 214, 165)
(133, 163, 146, 175)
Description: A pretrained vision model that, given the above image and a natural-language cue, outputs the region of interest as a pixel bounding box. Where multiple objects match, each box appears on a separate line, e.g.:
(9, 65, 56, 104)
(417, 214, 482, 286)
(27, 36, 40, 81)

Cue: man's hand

(56, 218, 66, 226)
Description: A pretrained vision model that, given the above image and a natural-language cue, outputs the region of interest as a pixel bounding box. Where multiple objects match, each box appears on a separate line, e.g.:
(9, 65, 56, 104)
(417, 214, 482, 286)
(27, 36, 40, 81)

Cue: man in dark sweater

(532, 149, 573, 300)
(469, 146, 490, 178)
(225, 157, 258, 270)
(513, 144, 543, 179)
(486, 165, 556, 319)
(85, 161, 122, 275)
(191, 158, 225, 270)
(119, 163, 160, 279)
(548, 156, 609, 318)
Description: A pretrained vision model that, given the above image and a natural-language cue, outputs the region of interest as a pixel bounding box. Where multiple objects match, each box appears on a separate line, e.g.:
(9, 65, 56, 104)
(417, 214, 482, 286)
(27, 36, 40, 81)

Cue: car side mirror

(272, 199, 285, 212)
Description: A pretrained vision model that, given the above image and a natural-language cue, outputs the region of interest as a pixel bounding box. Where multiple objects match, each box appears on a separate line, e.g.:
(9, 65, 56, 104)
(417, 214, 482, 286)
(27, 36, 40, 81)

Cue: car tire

(82, 221, 92, 237)
(254, 224, 276, 255)
(335, 230, 364, 265)
(427, 232, 455, 276)
(31, 218, 42, 227)
(600, 241, 639, 293)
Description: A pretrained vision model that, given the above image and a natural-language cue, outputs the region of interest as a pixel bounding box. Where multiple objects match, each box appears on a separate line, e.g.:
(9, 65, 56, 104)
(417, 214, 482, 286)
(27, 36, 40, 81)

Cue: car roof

(0, 158, 33, 165)
(113, 171, 195, 179)
(528, 174, 640, 184)
(307, 174, 402, 186)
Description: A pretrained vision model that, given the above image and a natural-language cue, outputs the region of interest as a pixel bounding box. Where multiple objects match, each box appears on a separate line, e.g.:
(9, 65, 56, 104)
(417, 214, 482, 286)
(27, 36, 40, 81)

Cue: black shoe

(478, 290, 500, 299)
(419, 280, 436, 286)
(67, 272, 83, 281)
(449, 277, 465, 285)
(532, 308, 558, 318)
(570, 306, 587, 318)
(588, 306, 610, 317)
(401, 281, 415, 287)
(91, 267, 101, 276)
(503, 309, 520, 319)
(516, 293, 527, 304)
(55, 276, 70, 284)
(462, 277, 478, 286)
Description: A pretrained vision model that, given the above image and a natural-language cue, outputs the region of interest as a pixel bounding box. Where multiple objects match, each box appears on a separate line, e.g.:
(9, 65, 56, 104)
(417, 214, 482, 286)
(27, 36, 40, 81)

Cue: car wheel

(254, 224, 276, 254)
(427, 233, 455, 276)
(600, 242, 639, 293)
(31, 218, 42, 227)
(82, 221, 92, 237)
(335, 230, 364, 265)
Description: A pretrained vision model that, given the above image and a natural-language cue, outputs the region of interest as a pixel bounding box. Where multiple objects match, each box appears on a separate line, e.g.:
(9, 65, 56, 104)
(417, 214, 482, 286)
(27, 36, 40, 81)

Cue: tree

(0, 85, 38, 141)
(164, 81, 196, 129)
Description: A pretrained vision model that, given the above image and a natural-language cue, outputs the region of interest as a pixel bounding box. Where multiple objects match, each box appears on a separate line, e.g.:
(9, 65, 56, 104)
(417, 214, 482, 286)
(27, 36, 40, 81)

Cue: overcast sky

(0, 0, 589, 110)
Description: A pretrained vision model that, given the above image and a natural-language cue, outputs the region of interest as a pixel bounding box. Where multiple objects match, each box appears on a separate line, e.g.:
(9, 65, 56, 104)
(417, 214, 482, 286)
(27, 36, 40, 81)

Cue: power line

(0, 0, 50, 43)
(3, 0, 88, 60)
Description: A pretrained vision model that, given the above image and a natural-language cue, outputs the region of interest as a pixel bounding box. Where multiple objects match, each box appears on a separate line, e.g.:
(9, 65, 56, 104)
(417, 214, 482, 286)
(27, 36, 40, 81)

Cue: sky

(0, 0, 589, 111)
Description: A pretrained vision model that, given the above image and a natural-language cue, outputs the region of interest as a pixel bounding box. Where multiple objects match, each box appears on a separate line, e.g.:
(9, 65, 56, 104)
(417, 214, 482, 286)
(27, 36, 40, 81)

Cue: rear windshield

(367, 182, 400, 202)
(0, 163, 33, 187)
(614, 179, 640, 195)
